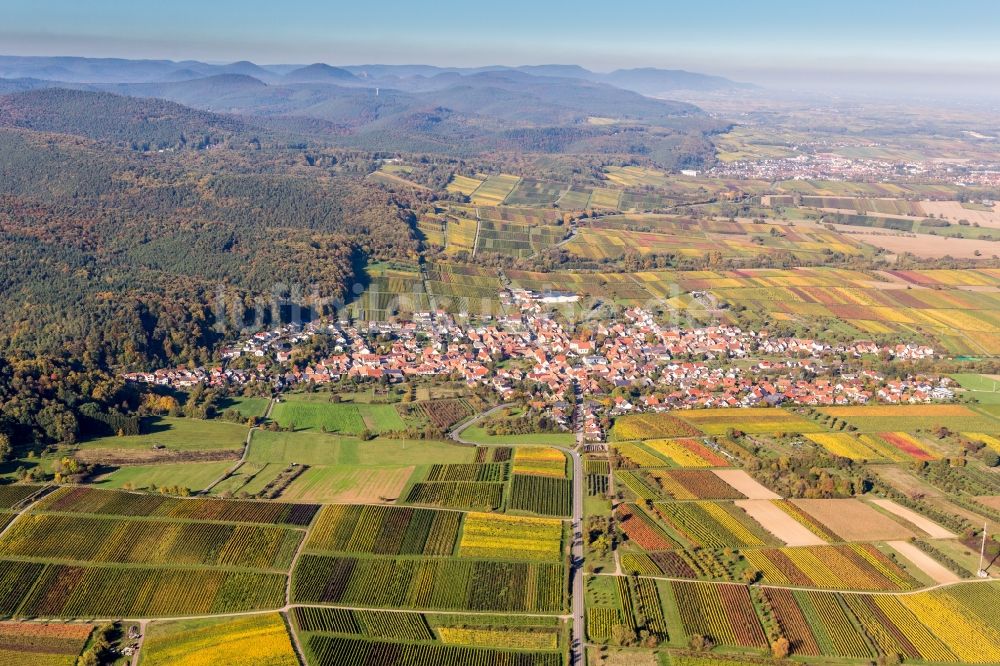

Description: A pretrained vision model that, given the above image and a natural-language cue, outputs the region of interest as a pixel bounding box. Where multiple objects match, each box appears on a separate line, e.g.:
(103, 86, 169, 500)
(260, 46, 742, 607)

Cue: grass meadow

(79, 416, 248, 452)
(951, 373, 1000, 404)
(95, 461, 232, 491)
(270, 395, 407, 434)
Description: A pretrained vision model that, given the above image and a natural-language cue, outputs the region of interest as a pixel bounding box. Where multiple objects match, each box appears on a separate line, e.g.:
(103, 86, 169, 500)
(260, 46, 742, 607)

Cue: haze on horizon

(3, 0, 1000, 98)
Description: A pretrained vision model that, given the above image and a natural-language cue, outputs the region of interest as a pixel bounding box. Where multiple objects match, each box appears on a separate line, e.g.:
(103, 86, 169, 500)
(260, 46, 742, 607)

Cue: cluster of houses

(708, 152, 904, 183)
(219, 323, 312, 363)
(610, 370, 953, 414)
(707, 148, 1000, 188)
(125, 301, 952, 439)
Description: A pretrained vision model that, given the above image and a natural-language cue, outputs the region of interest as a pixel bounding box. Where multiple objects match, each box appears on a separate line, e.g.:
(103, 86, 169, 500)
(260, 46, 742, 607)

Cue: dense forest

(0, 127, 418, 367)
(0, 89, 263, 150)
(0, 355, 136, 451)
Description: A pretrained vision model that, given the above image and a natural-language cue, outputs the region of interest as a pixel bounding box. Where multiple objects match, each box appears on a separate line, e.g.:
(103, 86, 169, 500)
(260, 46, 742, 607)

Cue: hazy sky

(4, 0, 1000, 89)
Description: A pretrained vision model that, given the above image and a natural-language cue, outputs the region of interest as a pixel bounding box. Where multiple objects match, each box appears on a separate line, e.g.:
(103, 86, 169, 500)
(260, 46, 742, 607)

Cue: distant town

(709, 152, 1000, 188)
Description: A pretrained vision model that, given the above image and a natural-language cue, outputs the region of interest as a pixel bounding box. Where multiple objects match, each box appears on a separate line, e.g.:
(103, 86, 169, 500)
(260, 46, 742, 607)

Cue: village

(125, 290, 952, 442)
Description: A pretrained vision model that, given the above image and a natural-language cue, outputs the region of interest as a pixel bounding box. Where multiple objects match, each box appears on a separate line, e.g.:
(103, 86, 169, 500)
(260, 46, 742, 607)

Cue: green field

(270, 397, 366, 433)
(217, 395, 271, 418)
(357, 404, 407, 432)
(0, 513, 302, 569)
(557, 188, 592, 209)
(245, 431, 478, 502)
(503, 178, 567, 206)
(292, 553, 565, 612)
(2, 562, 286, 618)
(270, 395, 406, 434)
(460, 426, 576, 447)
(0, 489, 317, 620)
(239, 463, 289, 495)
(78, 416, 248, 452)
(470, 174, 521, 205)
(247, 430, 349, 466)
(248, 430, 474, 466)
(293, 607, 563, 665)
(444, 216, 479, 255)
(588, 188, 622, 209)
(95, 461, 232, 491)
(951, 374, 1000, 404)
(277, 465, 416, 503)
(209, 461, 286, 496)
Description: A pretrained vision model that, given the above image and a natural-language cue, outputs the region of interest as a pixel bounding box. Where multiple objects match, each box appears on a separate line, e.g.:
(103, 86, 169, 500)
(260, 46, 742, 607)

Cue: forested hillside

(0, 128, 417, 369)
(0, 89, 263, 150)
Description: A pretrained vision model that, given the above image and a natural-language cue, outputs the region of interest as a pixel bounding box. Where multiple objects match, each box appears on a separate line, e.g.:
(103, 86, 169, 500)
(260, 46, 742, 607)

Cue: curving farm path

(202, 397, 275, 494)
(447, 402, 516, 445)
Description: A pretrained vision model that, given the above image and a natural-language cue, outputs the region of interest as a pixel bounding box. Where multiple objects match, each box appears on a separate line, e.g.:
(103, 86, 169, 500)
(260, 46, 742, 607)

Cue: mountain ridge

(0, 55, 751, 93)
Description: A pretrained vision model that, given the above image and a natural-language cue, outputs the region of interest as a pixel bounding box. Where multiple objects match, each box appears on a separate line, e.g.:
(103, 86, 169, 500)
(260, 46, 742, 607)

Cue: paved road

(561, 384, 586, 665)
(568, 426, 585, 666)
(448, 403, 516, 445)
(284, 521, 311, 663)
(452, 399, 586, 664)
(0, 486, 55, 542)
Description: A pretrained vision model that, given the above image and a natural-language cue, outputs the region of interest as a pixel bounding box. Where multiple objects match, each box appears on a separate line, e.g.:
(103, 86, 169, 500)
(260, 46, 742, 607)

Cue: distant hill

(219, 60, 274, 79)
(104, 75, 708, 147)
(99, 75, 273, 114)
(0, 55, 283, 84)
(93, 66, 703, 126)
(137, 73, 269, 95)
(408, 70, 702, 124)
(514, 65, 593, 79)
(341, 64, 514, 79)
(0, 55, 191, 83)
(159, 68, 204, 82)
(284, 63, 360, 84)
(602, 68, 753, 94)
(0, 77, 62, 94)
(337, 63, 749, 93)
(0, 55, 729, 165)
(0, 88, 261, 149)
